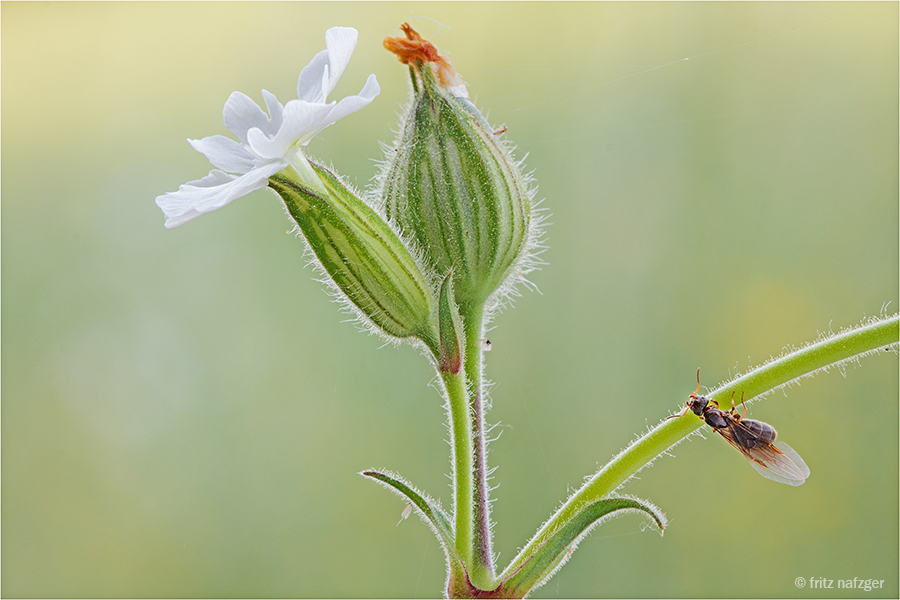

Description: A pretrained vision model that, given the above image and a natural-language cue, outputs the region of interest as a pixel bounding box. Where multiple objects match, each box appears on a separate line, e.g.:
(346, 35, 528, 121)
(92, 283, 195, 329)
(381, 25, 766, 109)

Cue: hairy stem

(460, 301, 496, 588)
(501, 314, 899, 581)
(442, 368, 474, 574)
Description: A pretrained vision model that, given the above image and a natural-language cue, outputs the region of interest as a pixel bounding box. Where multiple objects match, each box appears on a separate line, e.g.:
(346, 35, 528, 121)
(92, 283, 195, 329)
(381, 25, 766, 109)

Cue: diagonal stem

(500, 314, 899, 582)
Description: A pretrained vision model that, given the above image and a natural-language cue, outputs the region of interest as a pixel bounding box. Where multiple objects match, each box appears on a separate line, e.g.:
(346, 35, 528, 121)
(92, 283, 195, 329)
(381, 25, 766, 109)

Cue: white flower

(156, 26, 380, 228)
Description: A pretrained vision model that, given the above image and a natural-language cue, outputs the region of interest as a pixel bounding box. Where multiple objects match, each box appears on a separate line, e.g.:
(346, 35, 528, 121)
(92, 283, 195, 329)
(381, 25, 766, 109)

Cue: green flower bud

(380, 24, 538, 310)
(270, 161, 438, 349)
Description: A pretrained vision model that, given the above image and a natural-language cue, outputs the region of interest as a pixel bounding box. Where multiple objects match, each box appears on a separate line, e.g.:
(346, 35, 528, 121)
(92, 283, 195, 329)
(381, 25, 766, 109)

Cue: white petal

(321, 27, 358, 98)
(250, 101, 336, 158)
(321, 74, 380, 125)
(223, 91, 278, 143)
(296, 27, 358, 103)
(296, 49, 330, 104)
(155, 164, 284, 228)
(262, 74, 379, 156)
(188, 135, 255, 173)
(261, 90, 285, 132)
(156, 170, 236, 228)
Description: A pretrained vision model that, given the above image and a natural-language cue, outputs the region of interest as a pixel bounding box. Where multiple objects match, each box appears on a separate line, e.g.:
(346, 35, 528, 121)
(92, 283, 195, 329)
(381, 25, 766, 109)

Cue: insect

(669, 369, 810, 486)
(396, 502, 412, 526)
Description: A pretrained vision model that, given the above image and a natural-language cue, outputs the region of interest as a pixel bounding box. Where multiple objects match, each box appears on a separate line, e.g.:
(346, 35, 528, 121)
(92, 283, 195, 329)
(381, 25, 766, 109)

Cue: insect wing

(715, 421, 810, 485)
(396, 501, 413, 526)
(733, 417, 777, 444)
(748, 441, 810, 486)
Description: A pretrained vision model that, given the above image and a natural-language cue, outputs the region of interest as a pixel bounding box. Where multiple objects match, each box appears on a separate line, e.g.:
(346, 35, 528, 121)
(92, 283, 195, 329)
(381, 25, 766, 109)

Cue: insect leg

(666, 406, 691, 420)
(732, 391, 747, 419)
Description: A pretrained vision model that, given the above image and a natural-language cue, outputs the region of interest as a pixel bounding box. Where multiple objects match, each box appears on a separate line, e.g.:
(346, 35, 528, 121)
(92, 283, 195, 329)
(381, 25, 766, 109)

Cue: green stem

(442, 367, 475, 575)
(441, 300, 496, 594)
(460, 301, 496, 588)
(501, 314, 899, 581)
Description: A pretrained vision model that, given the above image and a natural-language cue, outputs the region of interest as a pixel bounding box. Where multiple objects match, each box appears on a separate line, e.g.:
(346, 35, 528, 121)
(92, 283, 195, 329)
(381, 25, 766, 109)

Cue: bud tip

(384, 23, 467, 98)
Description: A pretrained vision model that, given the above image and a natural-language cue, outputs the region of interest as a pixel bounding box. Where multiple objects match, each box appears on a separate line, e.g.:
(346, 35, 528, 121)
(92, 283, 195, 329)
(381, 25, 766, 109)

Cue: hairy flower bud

(380, 24, 536, 310)
(270, 161, 438, 348)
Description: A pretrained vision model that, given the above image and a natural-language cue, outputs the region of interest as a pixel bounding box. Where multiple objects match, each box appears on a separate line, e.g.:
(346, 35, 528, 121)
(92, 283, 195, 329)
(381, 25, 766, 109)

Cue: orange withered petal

(384, 24, 466, 97)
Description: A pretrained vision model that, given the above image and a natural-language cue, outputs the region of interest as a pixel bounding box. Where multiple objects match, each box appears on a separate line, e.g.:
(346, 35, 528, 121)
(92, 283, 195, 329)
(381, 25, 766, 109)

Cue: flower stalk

(459, 301, 495, 587)
(435, 247, 500, 593)
(441, 367, 477, 576)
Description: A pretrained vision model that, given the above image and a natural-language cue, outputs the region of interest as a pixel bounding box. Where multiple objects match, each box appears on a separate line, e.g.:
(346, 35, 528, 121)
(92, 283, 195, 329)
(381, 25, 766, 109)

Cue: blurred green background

(3, 2, 897, 597)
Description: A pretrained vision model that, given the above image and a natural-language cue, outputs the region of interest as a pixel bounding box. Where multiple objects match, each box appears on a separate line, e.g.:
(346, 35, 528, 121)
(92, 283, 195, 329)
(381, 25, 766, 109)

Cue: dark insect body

(670, 369, 810, 486)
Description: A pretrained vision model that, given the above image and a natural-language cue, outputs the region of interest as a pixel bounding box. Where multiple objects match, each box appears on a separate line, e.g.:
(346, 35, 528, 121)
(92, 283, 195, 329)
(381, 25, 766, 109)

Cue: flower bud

(270, 162, 438, 348)
(380, 24, 535, 310)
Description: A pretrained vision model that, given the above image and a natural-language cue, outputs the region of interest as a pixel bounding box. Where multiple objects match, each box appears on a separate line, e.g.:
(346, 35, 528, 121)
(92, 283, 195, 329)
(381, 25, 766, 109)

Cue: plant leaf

(437, 272, 464, 374)
(499, 495, 666, 598)
(361, 469, 463, 573)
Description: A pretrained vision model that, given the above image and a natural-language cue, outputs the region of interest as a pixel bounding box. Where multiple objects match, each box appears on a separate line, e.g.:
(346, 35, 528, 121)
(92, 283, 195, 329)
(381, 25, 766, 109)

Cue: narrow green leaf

(361, 469, 463, 574)
(438, 272, 464, 373)
(499, 495, 666, 598)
